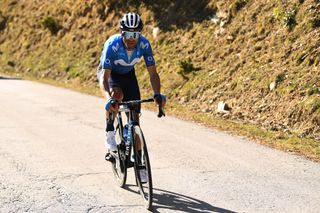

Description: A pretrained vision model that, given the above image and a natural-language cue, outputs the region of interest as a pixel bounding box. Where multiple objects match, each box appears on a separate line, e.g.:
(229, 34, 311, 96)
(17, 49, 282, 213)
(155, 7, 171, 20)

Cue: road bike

(108, 98, 165, 209)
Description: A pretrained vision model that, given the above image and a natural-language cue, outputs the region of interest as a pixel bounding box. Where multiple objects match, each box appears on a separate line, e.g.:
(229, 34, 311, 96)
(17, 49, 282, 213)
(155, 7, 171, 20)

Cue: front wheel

(111, 125, 127, 187)
(133, 125, 153, 210)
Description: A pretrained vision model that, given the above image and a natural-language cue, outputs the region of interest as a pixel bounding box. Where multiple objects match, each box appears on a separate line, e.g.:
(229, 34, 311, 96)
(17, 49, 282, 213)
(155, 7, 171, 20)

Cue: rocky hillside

(0, 0, 319, 141)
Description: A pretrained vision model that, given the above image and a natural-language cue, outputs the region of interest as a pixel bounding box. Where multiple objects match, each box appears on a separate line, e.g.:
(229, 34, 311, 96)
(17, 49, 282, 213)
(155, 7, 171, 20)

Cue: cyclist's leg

(105, 86, 123, 131)
(122, 69, 143, 152)
(105, 73, 124, 159)
(106, 86, 123, 117)
(122, 68, 141, 120)
(106, 71, 124, 121)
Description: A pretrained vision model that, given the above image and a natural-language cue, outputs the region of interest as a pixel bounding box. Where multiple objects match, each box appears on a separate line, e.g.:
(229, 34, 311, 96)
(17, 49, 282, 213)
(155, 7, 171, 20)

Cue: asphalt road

(1, 76, 320, 213)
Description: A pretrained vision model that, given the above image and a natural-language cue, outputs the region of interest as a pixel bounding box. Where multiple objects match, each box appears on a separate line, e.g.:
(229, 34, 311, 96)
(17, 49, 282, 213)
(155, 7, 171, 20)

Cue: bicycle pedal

(105, 152, 116, 162)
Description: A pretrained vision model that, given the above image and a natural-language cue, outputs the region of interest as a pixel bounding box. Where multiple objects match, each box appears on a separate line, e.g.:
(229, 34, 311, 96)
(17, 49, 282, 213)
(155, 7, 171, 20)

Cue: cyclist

(97, 12, 166, 162)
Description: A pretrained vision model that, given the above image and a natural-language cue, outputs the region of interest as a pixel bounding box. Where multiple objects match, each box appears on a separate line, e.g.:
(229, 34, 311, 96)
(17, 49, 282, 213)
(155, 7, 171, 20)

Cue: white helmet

(120, 12, 143, 32)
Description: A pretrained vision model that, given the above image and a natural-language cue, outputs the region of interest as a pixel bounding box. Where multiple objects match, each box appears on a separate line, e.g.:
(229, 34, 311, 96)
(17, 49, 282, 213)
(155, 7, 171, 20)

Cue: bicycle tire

(132, 125, 153, 209)
(111, 125, 127, 187)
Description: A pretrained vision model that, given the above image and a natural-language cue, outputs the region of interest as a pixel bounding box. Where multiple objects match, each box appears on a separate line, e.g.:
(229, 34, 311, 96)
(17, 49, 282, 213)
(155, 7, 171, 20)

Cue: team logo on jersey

(140, 42, 149, 49)
(112, 43, 120, 52)
(105, 59, 111, 64)
(147, 56, 154, 62)
(114, 58, 140, 66)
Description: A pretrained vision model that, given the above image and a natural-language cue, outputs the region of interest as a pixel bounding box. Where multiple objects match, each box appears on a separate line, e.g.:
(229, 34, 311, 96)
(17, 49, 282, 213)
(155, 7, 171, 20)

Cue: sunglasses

(123, 31, 140, 39)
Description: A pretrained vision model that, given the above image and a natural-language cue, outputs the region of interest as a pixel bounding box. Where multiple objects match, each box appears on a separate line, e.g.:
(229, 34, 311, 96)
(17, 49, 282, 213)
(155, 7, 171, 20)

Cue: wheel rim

(111, 126, 127, 187)
(133, 126, 153, 209)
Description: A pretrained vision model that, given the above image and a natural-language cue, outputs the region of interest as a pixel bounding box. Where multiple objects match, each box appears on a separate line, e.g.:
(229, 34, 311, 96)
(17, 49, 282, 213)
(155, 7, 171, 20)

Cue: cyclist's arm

(146, 65, 160, 95)
(99, 68, 112, 99)
(99, 41, 113, 99)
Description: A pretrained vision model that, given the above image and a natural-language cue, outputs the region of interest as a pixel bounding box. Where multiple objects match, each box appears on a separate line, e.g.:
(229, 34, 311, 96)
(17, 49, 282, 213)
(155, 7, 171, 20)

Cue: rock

(179, 96, 188, 104)
(227, 35, 234, 42)
(217, 11, 229, 19)
(220, 21, 227, 27)
(269, 81, 276, 91)
(210, 14, 220, 24)
(217, 101, 231, 113)
(152, 27, 159, 40)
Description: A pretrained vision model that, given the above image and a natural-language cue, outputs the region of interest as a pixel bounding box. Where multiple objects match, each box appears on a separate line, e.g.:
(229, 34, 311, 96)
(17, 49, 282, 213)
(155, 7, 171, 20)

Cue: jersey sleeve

(100, 41, 113, 70)
(141, 39, 156, 67)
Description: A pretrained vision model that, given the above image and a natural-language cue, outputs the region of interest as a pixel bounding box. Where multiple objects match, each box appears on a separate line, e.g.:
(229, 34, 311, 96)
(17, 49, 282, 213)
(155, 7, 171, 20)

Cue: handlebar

(118, 98, 154, 106)
(119, 98, 165, 118)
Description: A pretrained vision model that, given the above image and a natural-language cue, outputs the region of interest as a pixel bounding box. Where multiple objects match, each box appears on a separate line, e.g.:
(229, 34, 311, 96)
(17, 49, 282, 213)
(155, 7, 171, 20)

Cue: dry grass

(0, 0, 319, 160)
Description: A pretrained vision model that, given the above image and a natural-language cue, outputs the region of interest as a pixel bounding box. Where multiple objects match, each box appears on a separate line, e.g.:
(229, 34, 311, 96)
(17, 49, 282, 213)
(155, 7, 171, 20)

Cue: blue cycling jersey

(99, 34, 155, 74)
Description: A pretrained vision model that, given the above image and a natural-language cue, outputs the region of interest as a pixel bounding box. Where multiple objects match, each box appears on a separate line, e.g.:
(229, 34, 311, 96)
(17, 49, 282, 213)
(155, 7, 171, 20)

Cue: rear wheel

(133, 125, 153, 209)
(111, 125, 127, 187)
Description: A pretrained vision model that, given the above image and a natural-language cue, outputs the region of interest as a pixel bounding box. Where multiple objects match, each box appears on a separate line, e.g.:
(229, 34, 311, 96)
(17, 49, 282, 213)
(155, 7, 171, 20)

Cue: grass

(179, 58, 196, 74)
(230, 0, 250, 17)
(273, 7, 297, 29)
(41, 16, 61, 35)
(310, 18, 320, 28)
(300, 96, 320, 114)
(165, 99, 320, 161)
(1, 0, 320, 162)
(275, 72, 286, 84)
(5, 71, 319, 162)
(311, 98, 320, 113)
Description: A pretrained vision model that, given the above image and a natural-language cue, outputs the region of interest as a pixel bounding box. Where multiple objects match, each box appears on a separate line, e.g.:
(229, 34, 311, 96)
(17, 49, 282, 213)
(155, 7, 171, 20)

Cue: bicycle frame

(109, 98, 163, 209)
(116, 99, 150, 166)
(117, 107, 137, 166)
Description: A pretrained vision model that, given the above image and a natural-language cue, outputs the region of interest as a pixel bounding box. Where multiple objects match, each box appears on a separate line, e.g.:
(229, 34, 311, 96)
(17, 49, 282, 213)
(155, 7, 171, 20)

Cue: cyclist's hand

(154, 93, 166, 107)
(105, 98, 118, 112)
(154, 93, 166, 117)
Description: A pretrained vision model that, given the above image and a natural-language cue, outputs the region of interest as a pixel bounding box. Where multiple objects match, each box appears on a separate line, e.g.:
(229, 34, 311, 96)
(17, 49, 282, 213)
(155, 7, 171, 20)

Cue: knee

(111, 89, 123, 101)
(113, 93, 123, 101)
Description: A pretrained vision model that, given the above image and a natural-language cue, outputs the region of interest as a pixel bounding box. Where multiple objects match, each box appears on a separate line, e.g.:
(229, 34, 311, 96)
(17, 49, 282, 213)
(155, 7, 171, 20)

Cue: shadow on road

(0, 76, 21, 80)
(152, 188, 237, 213)
(123, 185, 237, 213)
